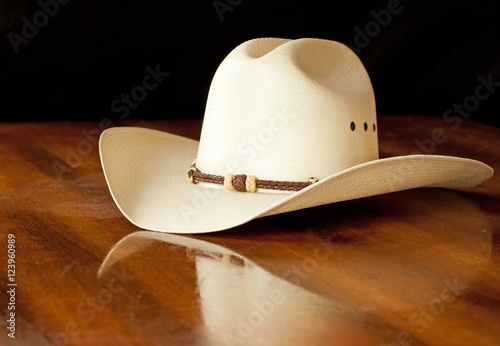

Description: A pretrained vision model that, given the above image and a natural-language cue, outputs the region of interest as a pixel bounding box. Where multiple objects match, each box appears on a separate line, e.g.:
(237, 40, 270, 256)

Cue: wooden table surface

(1, 115, 499, 346)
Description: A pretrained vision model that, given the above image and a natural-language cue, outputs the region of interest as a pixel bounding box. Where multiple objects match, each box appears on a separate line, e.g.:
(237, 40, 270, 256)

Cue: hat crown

(196, 38, 378, 183)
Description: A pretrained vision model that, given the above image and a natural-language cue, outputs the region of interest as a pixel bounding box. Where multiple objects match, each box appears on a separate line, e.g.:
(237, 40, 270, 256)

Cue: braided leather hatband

(187, 160, 318, 193)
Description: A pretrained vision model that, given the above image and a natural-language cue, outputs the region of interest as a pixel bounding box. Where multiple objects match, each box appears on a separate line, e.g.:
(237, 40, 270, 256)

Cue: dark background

(1, 0, 499, 126)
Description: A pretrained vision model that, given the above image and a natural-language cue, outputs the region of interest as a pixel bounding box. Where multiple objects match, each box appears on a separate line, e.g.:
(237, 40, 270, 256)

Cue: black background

(1, 0, 499, 126)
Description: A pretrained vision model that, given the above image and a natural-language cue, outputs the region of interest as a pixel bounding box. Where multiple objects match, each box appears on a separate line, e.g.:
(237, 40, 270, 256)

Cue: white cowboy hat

(99, 37, 493, 234)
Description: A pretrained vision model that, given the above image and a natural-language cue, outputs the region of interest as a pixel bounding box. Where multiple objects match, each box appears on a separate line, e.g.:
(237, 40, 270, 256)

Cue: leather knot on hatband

(188, 159, 318, 193)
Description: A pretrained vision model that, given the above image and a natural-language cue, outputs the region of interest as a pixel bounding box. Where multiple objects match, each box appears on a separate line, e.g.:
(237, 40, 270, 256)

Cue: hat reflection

(98, 232, 369, 345)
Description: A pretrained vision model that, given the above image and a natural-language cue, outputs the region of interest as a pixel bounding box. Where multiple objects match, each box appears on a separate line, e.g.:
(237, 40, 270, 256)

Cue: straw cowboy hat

(99, 37, 493, 234)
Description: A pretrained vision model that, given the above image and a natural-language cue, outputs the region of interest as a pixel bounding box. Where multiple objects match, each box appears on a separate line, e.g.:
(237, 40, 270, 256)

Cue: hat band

(188, 160, 318, 193)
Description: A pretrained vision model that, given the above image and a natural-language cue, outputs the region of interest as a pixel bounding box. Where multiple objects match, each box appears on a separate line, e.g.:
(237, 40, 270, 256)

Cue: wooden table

(1, 115, 499, 346)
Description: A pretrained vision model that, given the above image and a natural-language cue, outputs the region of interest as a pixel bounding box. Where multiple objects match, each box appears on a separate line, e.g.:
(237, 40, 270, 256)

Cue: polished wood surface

(1, 115, 499, 346)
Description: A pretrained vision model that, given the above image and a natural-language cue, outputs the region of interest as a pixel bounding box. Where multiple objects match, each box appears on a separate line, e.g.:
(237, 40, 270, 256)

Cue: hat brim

(99, 127, 493, 234)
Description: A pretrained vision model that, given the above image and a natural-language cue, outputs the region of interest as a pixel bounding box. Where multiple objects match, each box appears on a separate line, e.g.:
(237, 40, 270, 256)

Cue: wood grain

(1, 115, 499, 346)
